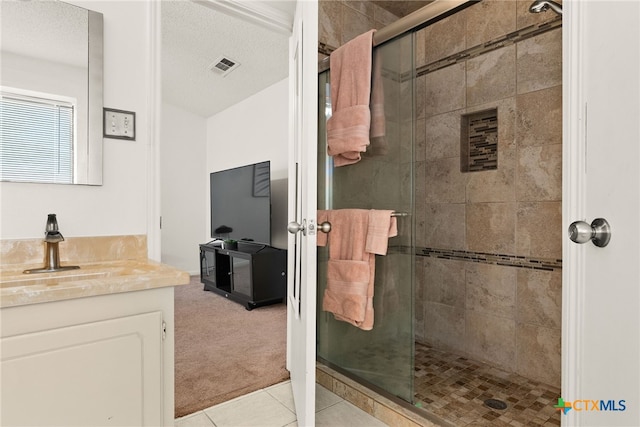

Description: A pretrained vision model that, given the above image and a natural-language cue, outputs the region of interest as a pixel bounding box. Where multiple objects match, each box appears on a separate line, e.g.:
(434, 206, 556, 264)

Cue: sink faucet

(24, 214, 80, 274)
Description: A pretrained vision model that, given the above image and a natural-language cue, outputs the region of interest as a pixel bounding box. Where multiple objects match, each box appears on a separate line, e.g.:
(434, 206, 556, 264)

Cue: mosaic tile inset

(419, 247, 562, 272)
(462, 109, 498, 172)
(414, 342, 561, 426)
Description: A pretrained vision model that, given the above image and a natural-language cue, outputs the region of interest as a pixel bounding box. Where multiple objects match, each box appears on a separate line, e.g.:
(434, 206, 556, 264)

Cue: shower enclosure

(315, 1, 563, 425)
(316, 32, 415, 403)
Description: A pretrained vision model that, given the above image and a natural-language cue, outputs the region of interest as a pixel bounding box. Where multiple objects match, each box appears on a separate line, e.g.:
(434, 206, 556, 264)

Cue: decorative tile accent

(418, 247, 562, 271)
(318, 7, 560, 78)
(417, 16, 562, 78)
(461, 109, 498, 172)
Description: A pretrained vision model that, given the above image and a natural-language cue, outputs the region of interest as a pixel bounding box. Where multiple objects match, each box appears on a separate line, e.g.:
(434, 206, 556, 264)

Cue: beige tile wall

(413, 0, 562, 387)
(319, 0, 399, 56)
(319, 0, 562, 388)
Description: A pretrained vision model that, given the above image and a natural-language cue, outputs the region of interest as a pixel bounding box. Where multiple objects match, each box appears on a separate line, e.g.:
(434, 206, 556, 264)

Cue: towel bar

(318, 211, 408, 234)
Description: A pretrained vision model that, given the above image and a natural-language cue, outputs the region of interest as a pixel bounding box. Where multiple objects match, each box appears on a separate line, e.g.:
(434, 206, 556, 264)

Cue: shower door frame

(316, 31, 416, 406)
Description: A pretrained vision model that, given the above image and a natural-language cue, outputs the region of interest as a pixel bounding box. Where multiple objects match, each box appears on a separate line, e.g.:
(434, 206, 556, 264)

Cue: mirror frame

(85, 9, 104, 185)
(0, 4, 104, 186)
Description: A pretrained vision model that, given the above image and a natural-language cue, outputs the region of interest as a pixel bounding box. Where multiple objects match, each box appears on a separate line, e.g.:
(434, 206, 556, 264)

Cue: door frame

(286, 1, 319, 426)
(561, 1, 584, 420)
(563, 1, 640, 425)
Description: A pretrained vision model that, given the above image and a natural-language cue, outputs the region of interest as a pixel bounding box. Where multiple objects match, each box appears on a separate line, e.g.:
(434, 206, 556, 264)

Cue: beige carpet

(174, 275, 289, 418)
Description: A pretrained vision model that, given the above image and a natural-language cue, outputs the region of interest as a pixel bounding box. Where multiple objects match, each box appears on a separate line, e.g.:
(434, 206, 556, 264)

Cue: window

(0, 89, 75, 184)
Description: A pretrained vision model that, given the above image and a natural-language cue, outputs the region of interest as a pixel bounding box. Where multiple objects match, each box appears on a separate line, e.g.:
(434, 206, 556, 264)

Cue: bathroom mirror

(0, 0, 103, 185)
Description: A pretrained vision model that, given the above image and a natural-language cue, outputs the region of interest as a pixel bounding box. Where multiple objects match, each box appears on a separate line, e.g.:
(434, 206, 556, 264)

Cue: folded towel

(368, 48, 388, 157)
(321, 209, 370, 261)
(316, 208, 396, 330)
(327, 30, 376, 167)
(366, 210, 397, 255)
(323, 259, 370, 326)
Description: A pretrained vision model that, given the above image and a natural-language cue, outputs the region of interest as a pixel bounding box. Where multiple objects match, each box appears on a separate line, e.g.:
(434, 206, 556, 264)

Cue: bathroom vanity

(0, 236, 189, 426)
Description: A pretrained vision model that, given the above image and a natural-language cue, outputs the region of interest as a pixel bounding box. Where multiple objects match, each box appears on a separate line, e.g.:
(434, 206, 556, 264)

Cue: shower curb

(316, 363, 454, 427)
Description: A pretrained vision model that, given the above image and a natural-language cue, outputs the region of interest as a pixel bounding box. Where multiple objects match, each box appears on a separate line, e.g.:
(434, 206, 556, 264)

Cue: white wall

(0, 1, 153, 243)
(1, 53, 88, 153)
(206, 78, 289, 249)
(160, 103, 207, 274)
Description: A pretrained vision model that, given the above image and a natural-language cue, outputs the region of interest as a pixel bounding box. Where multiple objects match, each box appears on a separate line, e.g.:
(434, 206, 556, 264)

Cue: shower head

(529, 0, 562, 15)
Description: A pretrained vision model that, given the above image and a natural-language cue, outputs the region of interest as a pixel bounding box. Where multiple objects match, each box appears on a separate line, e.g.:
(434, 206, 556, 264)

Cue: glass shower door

(316, 33, 415, 402)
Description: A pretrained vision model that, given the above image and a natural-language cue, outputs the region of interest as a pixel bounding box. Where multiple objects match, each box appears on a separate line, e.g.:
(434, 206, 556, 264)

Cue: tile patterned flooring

(414, 342, 561, 426)
(177, 343, 562, 427)
(175, 381, 388, 427)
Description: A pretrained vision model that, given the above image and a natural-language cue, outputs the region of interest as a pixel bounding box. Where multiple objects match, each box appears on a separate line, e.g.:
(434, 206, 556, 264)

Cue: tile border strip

(318, 16, 561, 78)
(416, 16, 562, 77)
(417, 247, 562, 271)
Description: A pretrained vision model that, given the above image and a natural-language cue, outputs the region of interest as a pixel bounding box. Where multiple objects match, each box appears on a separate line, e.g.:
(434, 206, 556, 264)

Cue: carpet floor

(174, 276, 289, 418)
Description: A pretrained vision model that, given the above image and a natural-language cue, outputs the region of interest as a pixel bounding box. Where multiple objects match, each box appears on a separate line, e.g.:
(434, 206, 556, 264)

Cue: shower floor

(414, 342, 561, 426)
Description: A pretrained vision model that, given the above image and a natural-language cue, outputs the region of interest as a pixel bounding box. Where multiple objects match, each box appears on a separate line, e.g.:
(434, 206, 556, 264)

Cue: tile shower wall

(318, 0, 400, 59)
(318, 0, 562, 388)
(414, 0, 562, 388)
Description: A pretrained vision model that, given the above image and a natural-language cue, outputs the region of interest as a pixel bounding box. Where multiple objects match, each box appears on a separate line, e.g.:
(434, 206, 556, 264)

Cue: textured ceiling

(1, 0, 87, 68)
(161, 0, 294, 118)
(161, 0, 432, 118)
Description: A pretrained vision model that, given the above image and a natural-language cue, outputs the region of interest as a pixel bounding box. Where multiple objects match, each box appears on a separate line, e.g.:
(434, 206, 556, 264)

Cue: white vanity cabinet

(0, 286, 176, 426)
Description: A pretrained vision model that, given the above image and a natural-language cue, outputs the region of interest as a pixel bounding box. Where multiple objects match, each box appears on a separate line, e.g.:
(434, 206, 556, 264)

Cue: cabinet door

(1, 311, 164, 426)
(201, 248, 216, 282)
(231, 255, 252, 298)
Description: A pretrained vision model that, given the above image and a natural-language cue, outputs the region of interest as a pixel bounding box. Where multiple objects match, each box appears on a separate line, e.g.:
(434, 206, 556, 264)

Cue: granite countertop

(0, 259, 190, 308)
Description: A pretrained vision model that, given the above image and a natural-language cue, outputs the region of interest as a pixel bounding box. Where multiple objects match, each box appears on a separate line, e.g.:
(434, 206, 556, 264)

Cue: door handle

(568, 218, 611, 247)
(318, 221, 331, 233)
(288, 220, 306, 234)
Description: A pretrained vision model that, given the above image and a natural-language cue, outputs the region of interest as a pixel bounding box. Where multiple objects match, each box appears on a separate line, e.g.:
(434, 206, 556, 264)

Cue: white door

(563, 1, 640, 426)
(286, 1, 318, 426)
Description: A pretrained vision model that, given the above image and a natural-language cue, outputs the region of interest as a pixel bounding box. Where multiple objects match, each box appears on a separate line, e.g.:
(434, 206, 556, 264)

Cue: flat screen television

(210, 161, 271, 245)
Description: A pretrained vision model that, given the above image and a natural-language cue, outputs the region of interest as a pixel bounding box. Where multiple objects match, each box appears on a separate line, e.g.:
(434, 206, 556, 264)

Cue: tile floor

(177, 343, 563, 427)
(328, 340, 562, 426)
(413, 342, 561, 426)
(174, 381, 388, 427)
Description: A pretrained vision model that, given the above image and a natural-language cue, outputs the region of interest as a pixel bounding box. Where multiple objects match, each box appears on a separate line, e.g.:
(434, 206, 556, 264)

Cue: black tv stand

(199, 242, 286, 310)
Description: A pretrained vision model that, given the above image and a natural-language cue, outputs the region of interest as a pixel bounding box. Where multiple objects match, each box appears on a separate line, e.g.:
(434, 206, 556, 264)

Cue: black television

(210, 161, 271, 245)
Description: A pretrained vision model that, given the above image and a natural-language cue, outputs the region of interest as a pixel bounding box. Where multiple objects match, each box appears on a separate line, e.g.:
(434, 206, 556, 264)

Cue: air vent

(209, 56, 240, 77)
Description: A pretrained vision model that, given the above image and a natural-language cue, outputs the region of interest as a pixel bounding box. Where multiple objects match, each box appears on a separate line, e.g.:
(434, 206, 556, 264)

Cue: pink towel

(368, 48, 388, 157)
(327, 30, 375, 167)
(366, 209, 397, 255)
(316, 209, 397, 330)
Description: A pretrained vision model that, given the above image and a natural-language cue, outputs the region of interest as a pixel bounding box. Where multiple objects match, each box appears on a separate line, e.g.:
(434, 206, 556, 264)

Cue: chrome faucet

(24, 214, 80, 274)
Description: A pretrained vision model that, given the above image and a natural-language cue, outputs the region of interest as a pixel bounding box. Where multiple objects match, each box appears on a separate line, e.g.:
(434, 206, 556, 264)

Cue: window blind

(0, 92, 75, 184)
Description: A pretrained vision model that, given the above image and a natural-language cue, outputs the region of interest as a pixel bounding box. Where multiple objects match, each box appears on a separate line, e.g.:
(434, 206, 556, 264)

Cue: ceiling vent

(209, 56, 240, 77)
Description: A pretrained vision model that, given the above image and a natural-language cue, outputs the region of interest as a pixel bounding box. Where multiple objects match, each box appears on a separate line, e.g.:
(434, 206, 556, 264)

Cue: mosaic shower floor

(414, 342, 561, 426)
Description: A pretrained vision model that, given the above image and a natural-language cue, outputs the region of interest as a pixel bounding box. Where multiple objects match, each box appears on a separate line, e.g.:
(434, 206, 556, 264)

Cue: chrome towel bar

(318, 211, 408, 233)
